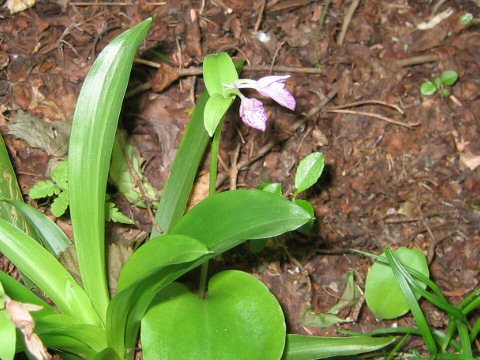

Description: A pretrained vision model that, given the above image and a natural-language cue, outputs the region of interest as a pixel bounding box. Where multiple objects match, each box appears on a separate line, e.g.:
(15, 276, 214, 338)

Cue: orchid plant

(0, 22, 396, 360)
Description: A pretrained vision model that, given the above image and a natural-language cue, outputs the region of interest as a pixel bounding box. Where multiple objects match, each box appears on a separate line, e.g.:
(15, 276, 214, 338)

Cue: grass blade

(0, 220, 101, 326)
(282, 334, 395, 359)
(385, 248, 437, 356)
(68, 18, 152, 320)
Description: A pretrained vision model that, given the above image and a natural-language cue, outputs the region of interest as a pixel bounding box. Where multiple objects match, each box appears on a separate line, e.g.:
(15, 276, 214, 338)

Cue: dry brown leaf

(5, 297, 51, 360)
(5, 0, 36, 14)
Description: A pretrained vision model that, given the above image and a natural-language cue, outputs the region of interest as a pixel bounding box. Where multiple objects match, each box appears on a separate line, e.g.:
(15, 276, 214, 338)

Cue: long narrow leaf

(0, 133, 32, 233)
(0, 271, 56, 318)
(151, 92, 210, 237)
(0, 220, 101, 325)
(1, 198, 70, 256)
(68, 18, 152, 320)
(36, 314, 107, 357)
(282, 334, 395, 359)
(385, 248, 437, 356)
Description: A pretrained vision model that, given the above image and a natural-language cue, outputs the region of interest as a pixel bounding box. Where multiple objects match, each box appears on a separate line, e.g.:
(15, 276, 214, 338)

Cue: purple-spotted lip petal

(239, 97, 268, 131)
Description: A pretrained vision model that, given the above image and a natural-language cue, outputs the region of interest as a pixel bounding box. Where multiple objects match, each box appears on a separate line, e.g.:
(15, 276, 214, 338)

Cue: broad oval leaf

(294, 152, 324, 194)
(171, 189, 312, 255)
(420, 80, 437, 96)
(68, 18, 152, 320)
(142, 270, 285, 360)
(204, 94, 235, 136)
(117, 234, 211, 291)
(283, 334, 396, 360)
(203, 52, 238, 97)
(440, 70, 458, 86)
(365, 247, 429, 320)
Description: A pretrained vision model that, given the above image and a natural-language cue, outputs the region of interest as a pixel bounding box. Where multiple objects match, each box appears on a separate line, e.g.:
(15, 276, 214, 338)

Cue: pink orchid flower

(225, 75, 295, 131)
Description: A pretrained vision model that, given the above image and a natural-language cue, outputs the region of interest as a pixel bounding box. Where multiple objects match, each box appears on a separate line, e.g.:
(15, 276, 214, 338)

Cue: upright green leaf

(203, 52, 239, 97)
(68, 18, 153, 320)
(0, 220, 101, 326)
(204, 94, 235, 136)
(283, 334, 396, 360)
(294, 152, 324, 194)
(0, 281, 15, 360)
(0, 310, 15, 360)
(152, 92, 210, 237)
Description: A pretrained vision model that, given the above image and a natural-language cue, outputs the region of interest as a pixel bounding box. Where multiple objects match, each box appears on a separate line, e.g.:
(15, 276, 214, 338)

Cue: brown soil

(1, 0, 479, 357)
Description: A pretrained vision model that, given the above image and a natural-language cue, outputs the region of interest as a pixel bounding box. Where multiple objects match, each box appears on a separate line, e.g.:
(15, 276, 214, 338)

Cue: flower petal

(256, 75, 290, 88)
(257, 83, 296, 110)
(240, 97, 268, 131)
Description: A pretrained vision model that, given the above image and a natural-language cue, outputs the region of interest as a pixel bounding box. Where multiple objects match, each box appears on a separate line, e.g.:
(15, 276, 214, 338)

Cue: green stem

(198, 119, 225, 298)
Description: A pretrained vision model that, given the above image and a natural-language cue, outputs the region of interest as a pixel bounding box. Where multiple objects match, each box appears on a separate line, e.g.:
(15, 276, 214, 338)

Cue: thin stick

(328, 99, 404, 114)
(254, 0, 267, 32)
(395, 54, 437, 67)
(325, 109, 420, 128)
(71, 2, 166, 5)
(305, 83, 338, 118)
(133, 59, 327, 74)
(337, 0, 361, 46)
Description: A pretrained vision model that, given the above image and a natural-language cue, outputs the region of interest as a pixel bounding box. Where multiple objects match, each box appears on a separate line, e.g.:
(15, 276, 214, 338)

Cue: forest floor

(0, 0, 479, 356)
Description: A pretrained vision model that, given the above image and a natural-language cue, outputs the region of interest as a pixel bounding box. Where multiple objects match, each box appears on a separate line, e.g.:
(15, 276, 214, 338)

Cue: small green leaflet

(202, 53, 239, 137)
(294, 152, 325, 195)
(29, 161, 133, 224)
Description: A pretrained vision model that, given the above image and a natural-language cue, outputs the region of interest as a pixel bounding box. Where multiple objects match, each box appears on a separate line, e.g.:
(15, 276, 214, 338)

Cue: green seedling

(459, 13, 480, 26)
(420, 70, 459, 97)
(29, 160, 133, 224)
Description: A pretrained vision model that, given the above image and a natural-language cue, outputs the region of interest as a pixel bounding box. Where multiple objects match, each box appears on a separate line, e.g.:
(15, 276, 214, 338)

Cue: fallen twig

(328, 99, 404, 114)
(325, 109, 420, 128)
(337, 0, 361, 46)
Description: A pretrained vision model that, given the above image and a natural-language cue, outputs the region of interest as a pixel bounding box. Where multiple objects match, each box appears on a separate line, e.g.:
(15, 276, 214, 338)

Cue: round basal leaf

(294, 152, 325, 194)
(420, 81, 437, 96)
(365, 247, 429, 320)
(141, 270, 286, 360)
(440, 70, 458, 86)
(204, 94, 235, 136)
(203, 52, 239, 97)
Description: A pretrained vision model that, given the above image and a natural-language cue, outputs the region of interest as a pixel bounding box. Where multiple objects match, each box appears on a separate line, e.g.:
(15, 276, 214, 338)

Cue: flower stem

(198, 118, 225, 299)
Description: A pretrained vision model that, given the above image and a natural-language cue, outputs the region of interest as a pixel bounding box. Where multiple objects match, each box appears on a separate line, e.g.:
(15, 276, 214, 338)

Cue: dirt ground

(1, 0, 479, 355)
